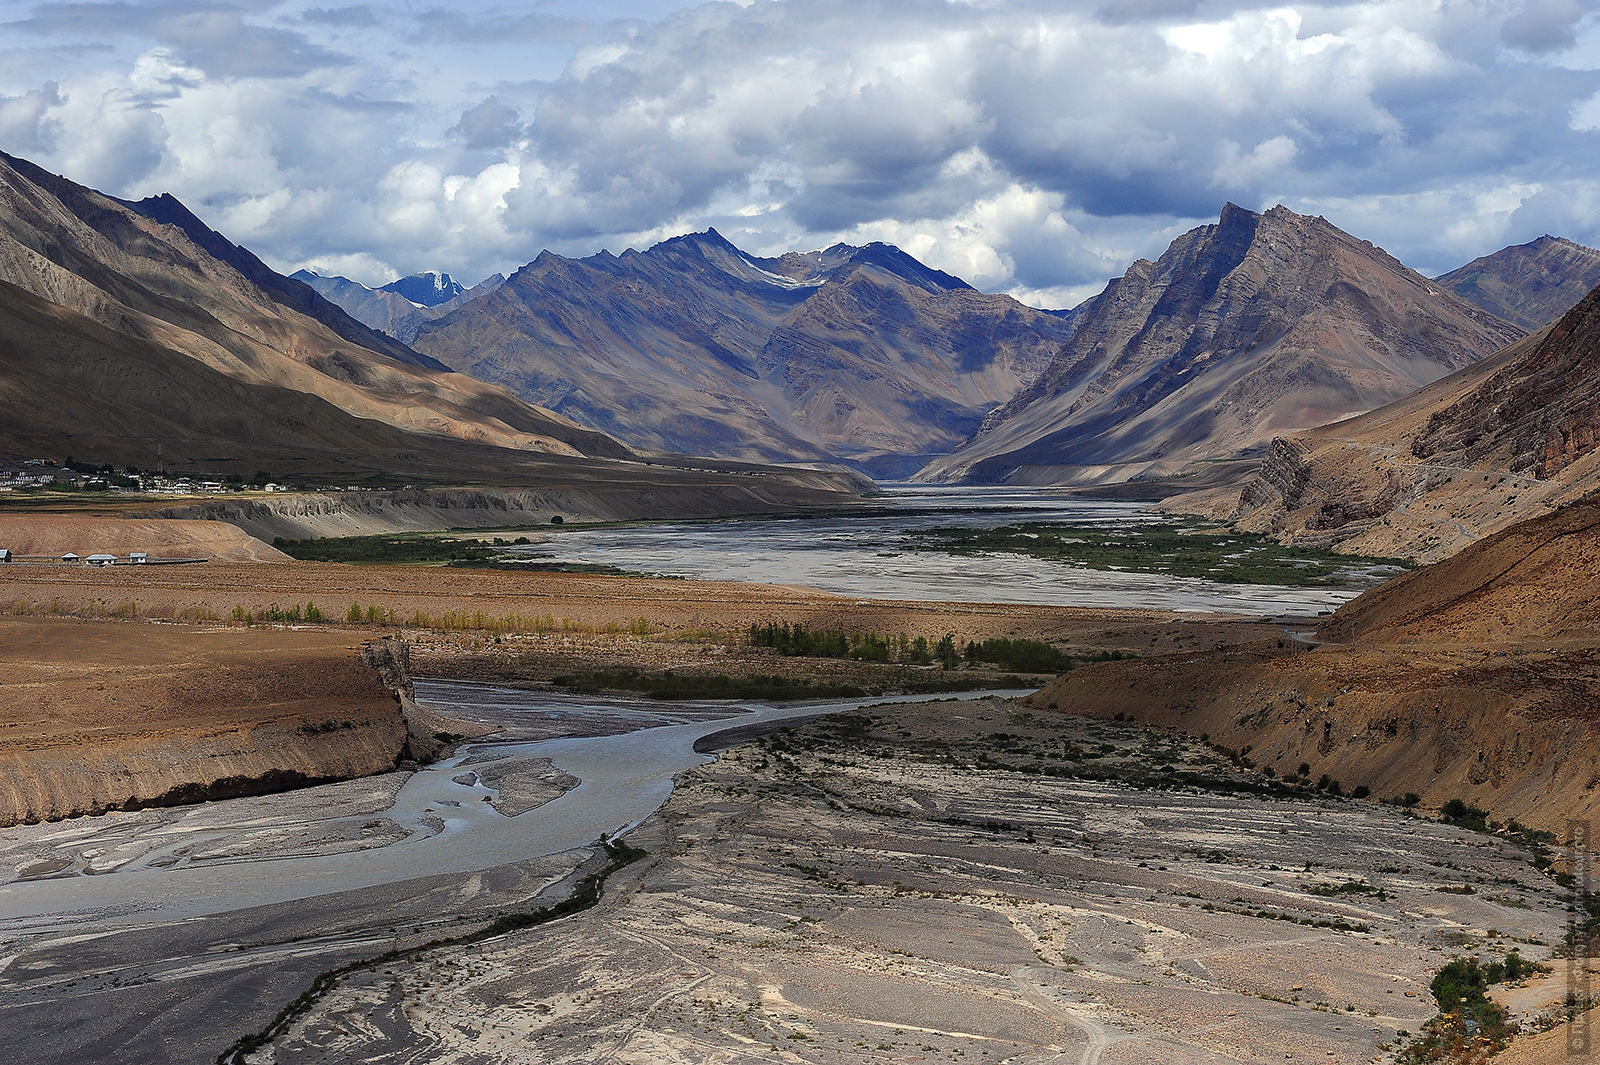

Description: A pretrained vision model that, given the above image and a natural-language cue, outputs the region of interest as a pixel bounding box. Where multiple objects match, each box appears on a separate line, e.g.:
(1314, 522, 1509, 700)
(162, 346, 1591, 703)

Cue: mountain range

(7, 141, 1600, 510)
(298, 203, 1600, 493)
(403, 229, 1077, 477)
(917, 204, 1525, 487)
(0, 149, 864, 512)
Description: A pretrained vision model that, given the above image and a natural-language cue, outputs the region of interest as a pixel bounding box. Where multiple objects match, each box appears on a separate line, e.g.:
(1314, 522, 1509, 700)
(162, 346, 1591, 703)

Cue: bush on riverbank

(748, 623, 1095, 675)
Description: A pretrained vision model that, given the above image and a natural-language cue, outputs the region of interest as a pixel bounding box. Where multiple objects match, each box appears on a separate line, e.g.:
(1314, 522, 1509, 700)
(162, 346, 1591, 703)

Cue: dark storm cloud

(448, 96, 524, 149)
(1501, 0, 1587, 54)
(6, 0, 350, 78)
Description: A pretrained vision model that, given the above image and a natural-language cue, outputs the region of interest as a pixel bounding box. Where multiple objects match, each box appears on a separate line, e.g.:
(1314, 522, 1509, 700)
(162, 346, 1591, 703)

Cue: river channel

(0, 684, 1029, 932)
(514, 486, 1374, 614)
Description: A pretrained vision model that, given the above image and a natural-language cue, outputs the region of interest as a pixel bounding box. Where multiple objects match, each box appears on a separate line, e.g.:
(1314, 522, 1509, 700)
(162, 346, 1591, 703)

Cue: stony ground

(256, 696, 1572, 1065)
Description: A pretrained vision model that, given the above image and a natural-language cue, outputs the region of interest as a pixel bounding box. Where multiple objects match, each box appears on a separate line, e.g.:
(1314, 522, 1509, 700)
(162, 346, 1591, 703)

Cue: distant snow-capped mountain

(292, 269, 503, 343)
(381, 271, 467, 307)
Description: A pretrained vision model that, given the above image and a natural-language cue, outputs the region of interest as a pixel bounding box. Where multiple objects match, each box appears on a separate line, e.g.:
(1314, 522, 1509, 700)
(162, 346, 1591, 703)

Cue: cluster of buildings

(0, 549, 149, 565)
(0, 459, 291, 495)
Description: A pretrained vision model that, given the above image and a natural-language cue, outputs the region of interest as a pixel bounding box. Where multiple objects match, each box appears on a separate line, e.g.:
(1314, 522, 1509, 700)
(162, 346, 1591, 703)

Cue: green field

(908, 520, 1411, 587)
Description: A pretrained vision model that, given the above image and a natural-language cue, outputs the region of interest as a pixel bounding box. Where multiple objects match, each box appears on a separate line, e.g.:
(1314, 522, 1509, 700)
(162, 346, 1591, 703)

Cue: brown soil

(0, 558, 1286, 829)
(0, 513, 286, 561)
(0, 557, 1287, 646)
(0, 616, 404, 825)
(1032, 496, 1600, 838)
(1032, 641, 1600, 837)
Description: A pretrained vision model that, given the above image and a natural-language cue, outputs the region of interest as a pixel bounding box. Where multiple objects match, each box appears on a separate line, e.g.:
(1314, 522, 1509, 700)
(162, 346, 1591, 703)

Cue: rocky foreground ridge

(1034, 493, 1600, 836)
(1183, 277, 1600, 562)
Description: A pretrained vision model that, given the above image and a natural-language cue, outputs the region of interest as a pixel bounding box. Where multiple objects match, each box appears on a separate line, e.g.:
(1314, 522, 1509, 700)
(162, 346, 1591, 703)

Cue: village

(0, 548, 163, 566)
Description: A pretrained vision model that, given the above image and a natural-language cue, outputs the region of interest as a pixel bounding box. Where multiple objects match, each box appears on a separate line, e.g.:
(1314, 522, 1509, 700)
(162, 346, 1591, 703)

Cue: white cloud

(0, 0, 1597, 300)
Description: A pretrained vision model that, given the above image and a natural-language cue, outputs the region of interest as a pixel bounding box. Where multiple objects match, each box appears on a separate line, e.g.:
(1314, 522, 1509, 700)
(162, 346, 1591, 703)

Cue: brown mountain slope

(0, 150, 625, 464)
(0, 276, 870, 515)
(1436, 234, 1600, 330)
(122, 188, 451, 371)
(412, 229, 1075, 477)
(918, 204, 1523, 486)
(1030, 493, 1600, 836)
(0, 277, 598, 479)
(1198, 279, 1600, 561)
(0, 153, 872, 513)
(1314, 488, 1600, 646)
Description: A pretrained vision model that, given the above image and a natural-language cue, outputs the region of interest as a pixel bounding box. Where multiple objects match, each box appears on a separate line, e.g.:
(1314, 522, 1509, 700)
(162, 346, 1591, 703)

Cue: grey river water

(516, 486, 1370, 614)
(0, 685, 1028, 932)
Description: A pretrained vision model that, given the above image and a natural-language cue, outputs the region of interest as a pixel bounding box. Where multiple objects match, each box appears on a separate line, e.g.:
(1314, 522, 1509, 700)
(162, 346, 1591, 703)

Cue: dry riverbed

(255, 696, 1571, 1065)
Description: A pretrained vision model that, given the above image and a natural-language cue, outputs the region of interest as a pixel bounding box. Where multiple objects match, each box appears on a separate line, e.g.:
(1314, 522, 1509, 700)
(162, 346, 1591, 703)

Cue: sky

(2, 0, 1598, 309)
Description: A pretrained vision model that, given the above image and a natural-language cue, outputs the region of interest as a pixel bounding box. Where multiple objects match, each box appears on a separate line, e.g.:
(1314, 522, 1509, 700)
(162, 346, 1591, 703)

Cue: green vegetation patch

(272, 533, 499, 564)
(908, 519, 1412, 587)
(748, 623, 1117, 675)
(551, 667, 1025, 701)
(1400, 952, 1541, 1063)
(271, 534, 668, 576)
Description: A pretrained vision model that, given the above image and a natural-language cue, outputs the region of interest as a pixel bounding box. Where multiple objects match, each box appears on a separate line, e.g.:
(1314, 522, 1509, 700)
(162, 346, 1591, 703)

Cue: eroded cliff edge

(0, 621, 450, 827)
(1032, 495, 1600, 835)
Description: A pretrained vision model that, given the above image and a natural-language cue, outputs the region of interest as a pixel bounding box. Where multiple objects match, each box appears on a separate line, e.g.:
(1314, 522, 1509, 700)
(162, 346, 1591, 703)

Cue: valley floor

(2, 556, 1595, 1064)
(251, 696, 1577, 1065)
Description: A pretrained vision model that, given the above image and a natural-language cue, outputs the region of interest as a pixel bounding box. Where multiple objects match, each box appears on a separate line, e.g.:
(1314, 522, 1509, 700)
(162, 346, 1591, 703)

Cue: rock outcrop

(362, 636, 464, 764)
(1196, 279, 1600, 562)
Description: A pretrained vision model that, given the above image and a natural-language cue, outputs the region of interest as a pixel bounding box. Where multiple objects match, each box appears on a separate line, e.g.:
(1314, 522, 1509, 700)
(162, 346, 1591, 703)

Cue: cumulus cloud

(0, 81, 64, 153)
(2, 0, 1598, 303)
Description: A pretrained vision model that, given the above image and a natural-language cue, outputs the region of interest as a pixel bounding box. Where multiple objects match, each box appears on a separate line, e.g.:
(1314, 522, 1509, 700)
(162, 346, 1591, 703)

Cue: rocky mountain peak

(917, 202, 1523, 486)
(839, 243, 973, 293)
(380, 271, 466, 307)
(1436, 233, 1600, 330)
